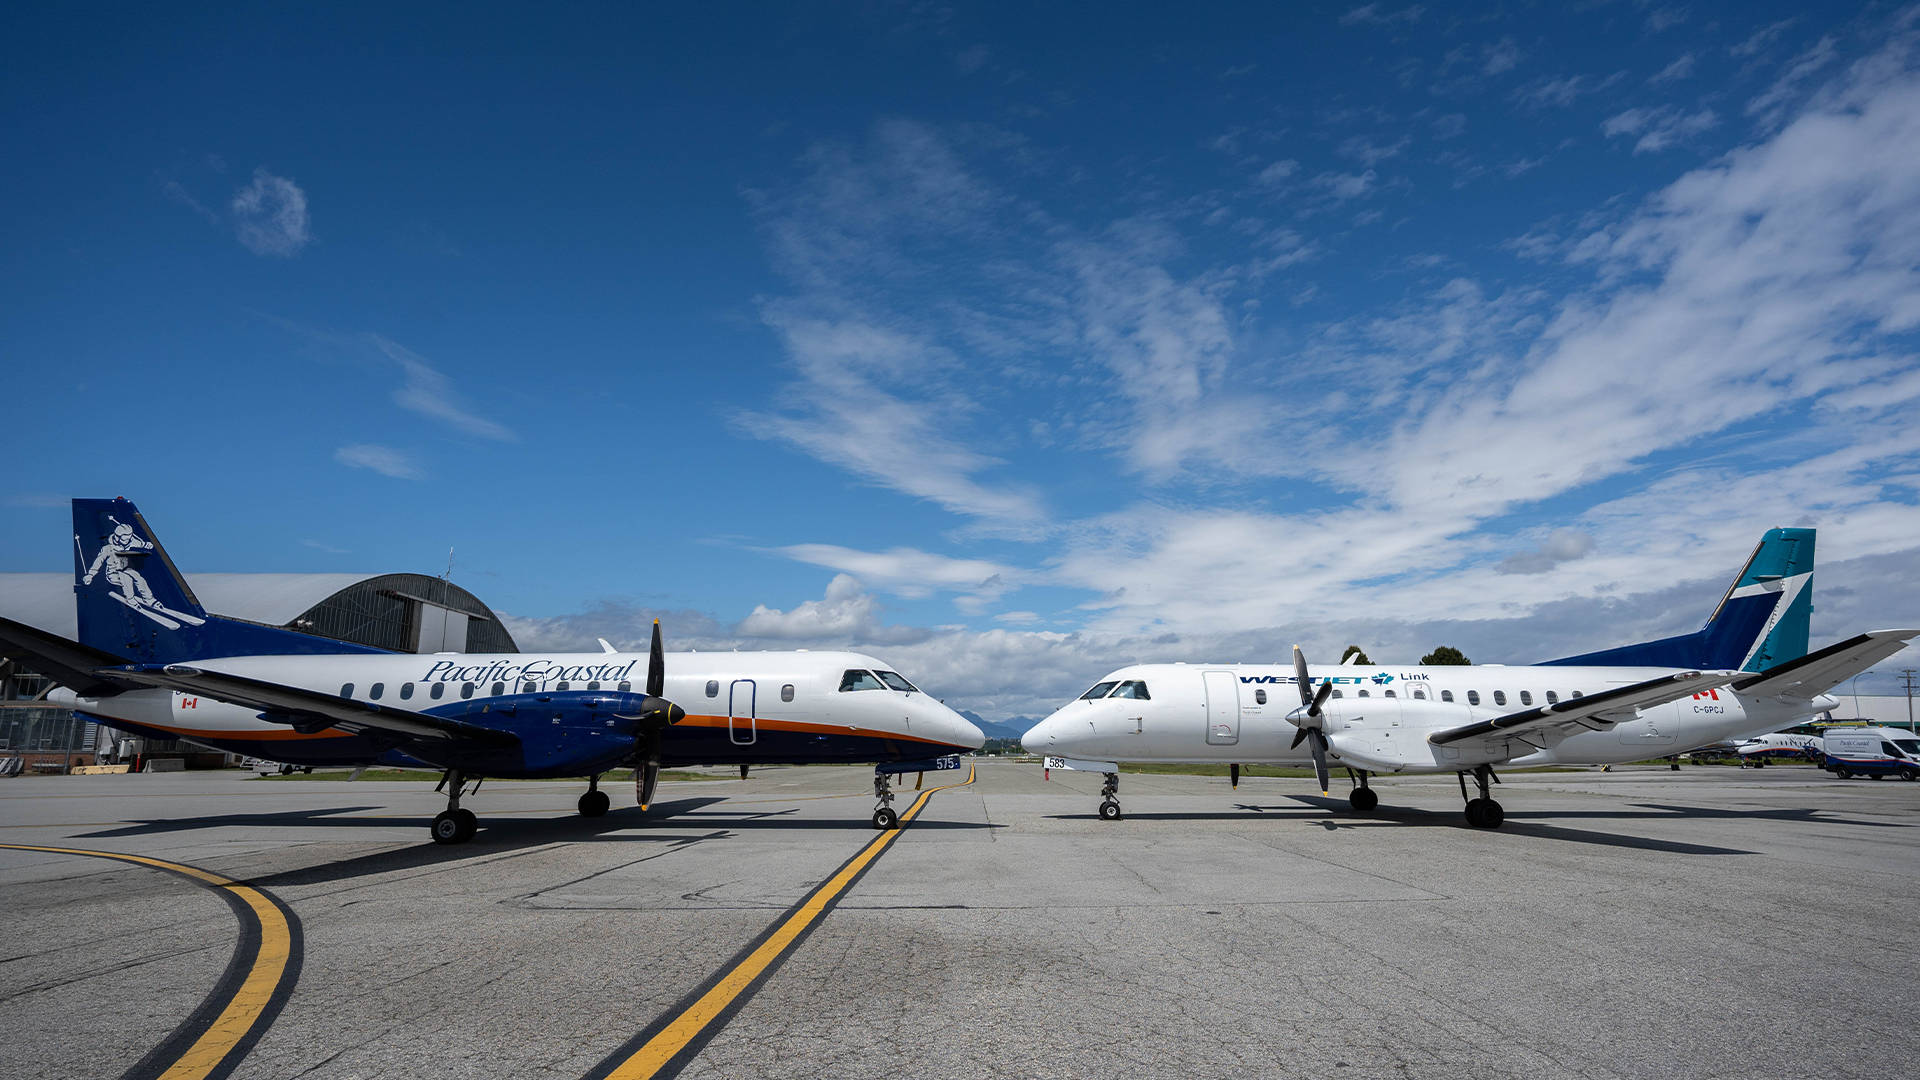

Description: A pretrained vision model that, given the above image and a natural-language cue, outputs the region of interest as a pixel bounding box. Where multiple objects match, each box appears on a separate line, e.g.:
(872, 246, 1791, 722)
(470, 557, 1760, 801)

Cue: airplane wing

(0, 614, 145, 698)
(1730, 629, 1920, 700)
(106, 664, 519, 746)
(1429, 670, 1734, 751)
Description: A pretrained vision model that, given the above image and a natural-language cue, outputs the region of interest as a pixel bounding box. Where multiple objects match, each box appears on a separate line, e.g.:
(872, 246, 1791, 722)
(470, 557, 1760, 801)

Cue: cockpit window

(876, 670, 917, 692)
(839, 670, 885, 692)
(1110, 680, 1151, 700)
(1080, 681, 1119, 700)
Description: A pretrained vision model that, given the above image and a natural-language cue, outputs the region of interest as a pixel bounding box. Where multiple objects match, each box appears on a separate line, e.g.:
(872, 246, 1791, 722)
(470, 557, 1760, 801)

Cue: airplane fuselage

(1024, 662, 1832, 771)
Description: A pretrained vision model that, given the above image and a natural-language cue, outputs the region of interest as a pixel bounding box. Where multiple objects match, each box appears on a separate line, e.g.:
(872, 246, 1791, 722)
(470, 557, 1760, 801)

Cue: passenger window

(1111, 680, 1151, 700)
(1254, 688, 1268, 705)
(840, 670, 885, 692)
(1332, 689, 1343, 698)
(781, 684, 795, 702)
(1441, 689, 1454, 703)
(491, 681, 505, 696)
(1570, 690, 1584, 699)
(1412, 688, 1426, 700)
(876, 671, 917, 692)
(370, 682, 385, 700)
(522, 681, 537, 694)
(1467, 690, 1480, 705)
(340, 683, 354, 698)
(1545, 691, 1558, 705)
(556, 682, 570, 692)
(1384, 689, 1395, 698)
(706, 680, 720, 697)
(1493, 690, 1507, 706)
(617, 681, 631, 692)
(1078, 681, 1119, 700)
(430, 683, 445, 700)
(399, 683, 414, 700)
(587, 681, 600, 691)
(461, 683, 475, 699)
(1358, 689, 1370, 697)
(1519, 691, 1532, 706)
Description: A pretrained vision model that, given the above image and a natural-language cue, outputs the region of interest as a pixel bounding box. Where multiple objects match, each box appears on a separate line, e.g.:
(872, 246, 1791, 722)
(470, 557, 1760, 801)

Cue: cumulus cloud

(334, 444, 421, 479)
(230, 168, 311, 256)
(735, 574, 932, 644)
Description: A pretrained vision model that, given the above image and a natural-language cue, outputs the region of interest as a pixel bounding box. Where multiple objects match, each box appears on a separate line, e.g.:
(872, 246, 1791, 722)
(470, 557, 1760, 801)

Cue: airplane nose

(1021, 713, 1059, 755)
(948, 706, 985, 750)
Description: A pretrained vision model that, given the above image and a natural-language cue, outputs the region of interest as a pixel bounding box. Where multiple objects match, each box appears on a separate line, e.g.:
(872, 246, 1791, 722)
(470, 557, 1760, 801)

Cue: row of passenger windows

(1239, 686, 1587, 707)
(343, 680, 636, 701)
(699, 680, 799, 703)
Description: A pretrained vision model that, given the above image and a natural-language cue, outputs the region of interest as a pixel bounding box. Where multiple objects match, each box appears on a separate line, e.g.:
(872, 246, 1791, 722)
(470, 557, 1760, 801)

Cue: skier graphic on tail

(79, 518, 206, 630)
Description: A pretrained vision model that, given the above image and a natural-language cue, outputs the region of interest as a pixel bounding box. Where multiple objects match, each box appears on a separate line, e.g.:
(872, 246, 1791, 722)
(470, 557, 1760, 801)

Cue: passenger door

(729, 679, 757, 745)
(1204, 670, 1240, 746)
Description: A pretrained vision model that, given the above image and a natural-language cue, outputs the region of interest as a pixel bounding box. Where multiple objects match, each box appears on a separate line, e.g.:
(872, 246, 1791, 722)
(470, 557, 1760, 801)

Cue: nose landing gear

(431, 769, 480, 844)
(872, 769, 899, 830)
(1098, 771, 1122, 821)
(1458, 764, 1504, 829)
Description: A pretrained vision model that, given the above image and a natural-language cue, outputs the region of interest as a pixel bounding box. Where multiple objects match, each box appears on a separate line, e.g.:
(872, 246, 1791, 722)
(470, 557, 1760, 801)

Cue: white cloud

(334, 444, 421, 479)
(1337, 135, 1409, 167)
(1601, 106, 1718, 152)
(1496, 529, 1596, 575)
(1483, 37, 1521, 76)
(775, 543, 1025, 606)
(735, 574, 931, 644)
(230, 168, 310, 256)
(1645, 7, 1689, 34)
(1313, 169, 1377, 201)
(1731, 18, 1798, 58)
(1256, 159, 1299, 184)
(1650, 53, 1696, 85)
(1747, 35, 1840, 128)
(370, 335, 517, 442)
(1339, 4, 1424, 27)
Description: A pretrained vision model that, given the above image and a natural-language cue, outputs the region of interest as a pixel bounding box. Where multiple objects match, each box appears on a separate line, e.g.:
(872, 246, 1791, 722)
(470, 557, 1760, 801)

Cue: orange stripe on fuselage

(142, 723, 356, 742)
(674, 713, 958, 747)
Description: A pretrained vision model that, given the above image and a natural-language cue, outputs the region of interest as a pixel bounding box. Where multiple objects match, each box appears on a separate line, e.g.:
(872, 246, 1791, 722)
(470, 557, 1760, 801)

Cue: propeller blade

(1310, 678, 1335, 716)
(646, 619, 665, 699)
(1290, 727, 1309, 750)
(1291, 645, 1312, 708)
(637, 758, 660, 810)
(1309, 731, 1330, 795)
(1230, 763, 1240, 789)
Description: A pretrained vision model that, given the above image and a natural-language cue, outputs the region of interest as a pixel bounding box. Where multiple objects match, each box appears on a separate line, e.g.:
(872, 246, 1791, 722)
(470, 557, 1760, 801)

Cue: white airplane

(1023, 528, 1917, 827)
(0, 498, 983, 843)
(1733, 730, 1825, 764)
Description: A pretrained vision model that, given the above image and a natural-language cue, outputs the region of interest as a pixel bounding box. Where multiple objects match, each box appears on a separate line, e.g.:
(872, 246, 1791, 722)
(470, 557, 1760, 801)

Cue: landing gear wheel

(578, 790, 610, 817)
(1099, 800, 1123, 821)
(431, 810, 470, 845)
(871, 806, 898, 831)
(454, 808, 477, 841)
(1465, 798, 1504, 829)
(1348, 787, 1379, 813)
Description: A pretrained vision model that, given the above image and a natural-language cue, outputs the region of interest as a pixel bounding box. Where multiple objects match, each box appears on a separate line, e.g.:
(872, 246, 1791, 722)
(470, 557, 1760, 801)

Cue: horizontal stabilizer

(1730, 630, 1919, 700)
(0, 614, 142, 698)
(1430, 670, 1734, 748)
(105, 664, 520, 747)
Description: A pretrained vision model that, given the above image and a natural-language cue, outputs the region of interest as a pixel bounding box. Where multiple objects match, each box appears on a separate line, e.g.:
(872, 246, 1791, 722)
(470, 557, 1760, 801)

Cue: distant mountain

(959, 710, 1041, 742)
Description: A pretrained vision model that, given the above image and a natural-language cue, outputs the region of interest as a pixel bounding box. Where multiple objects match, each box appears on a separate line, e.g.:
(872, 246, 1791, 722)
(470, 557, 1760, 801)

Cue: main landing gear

(1098, 772, 1122, 821)
(871, 768, 899, 830)
(1347, 769, 1379, 813)
(578, 773, 610, 818)
(431, 769, 480, 844)
(1458, 764, 1504, 829)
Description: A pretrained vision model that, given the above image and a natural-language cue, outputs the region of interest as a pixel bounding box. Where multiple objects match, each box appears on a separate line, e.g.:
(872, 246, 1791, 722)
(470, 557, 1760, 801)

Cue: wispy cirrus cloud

(334, 443, 422, 480)
(369, 335, 517, 442)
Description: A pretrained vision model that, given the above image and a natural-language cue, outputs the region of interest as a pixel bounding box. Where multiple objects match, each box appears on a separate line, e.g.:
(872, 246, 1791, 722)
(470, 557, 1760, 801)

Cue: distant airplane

(1024, 528, 1916, 827)
(1734, 731, 1825, 764)
(0, 498, 982, 843)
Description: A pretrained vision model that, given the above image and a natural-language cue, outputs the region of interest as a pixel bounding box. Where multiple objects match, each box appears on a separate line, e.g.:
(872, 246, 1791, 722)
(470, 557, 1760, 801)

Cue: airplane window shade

(781, 684, 794, 702)
(1441, 689, 1454, 702)
(400, 683, 414, 700)
(706, 680, 719, 697)
(1080, 681, 1119, 700)
(840, 670, 885, 692)
(1493, 691, 1507, 706)
(1255, 688, 1267, 705)
(1519, 691, 1532, 706)
(1467, 690, 1479, 705)
(430, 683, 445, 700)
(876, 671, 915, 692)
(370, 683, 384, 700)
(340, 683, 354, 698)
(1111, 681, 1151, 700)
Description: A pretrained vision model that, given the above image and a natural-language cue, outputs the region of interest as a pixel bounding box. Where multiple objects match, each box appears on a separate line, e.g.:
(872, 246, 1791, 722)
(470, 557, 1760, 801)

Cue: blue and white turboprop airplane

(0, 499, 983, 843)
(1023, 528, 1917, 828)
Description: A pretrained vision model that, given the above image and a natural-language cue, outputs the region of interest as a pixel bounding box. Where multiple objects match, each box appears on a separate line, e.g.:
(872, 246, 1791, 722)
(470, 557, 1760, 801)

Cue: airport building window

(1466, 690, 1479, 705)
(430, 683, 445, 700)
(370, 682, 385, 700)
(1254, 688, 1267, 705)
(1111, 680, 1151, 700)
(460, 683, 474, 699)
(1519, 691, 1532, 706)
(492, 682, 505, 696)
(1441, 689, 1454, 703)
(1545, 691, 1558, 705)
(1493, 690, 1506, 706)
(617, 681, 631, 692)
(841, 670, 885, 692)
(1079, 681, 1119, 700)
(781, 684, 795, 702)
(340, 683, 354, 698)
(706, 680, 719, 697)
(876, 671, 917, 692)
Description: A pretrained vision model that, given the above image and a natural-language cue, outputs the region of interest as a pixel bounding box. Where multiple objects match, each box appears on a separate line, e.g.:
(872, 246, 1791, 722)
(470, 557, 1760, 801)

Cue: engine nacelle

(1318, 697, 1506, 772)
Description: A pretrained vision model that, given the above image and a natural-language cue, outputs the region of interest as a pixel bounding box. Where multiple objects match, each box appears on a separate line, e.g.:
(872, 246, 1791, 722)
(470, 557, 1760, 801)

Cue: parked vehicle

(1822, 726, 1920, 780)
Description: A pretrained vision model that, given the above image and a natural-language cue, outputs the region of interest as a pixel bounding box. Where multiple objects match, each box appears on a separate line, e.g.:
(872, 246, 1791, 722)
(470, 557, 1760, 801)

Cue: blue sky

(5, 2, 1919, 716)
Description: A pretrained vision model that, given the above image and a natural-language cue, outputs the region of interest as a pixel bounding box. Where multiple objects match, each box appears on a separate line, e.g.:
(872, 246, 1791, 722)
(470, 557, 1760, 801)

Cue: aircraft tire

(1098, 800, 1122, 821)
(1348, 788, 1379, 813)
(872, 806, 898, 831)
(455, 808, 478, 841)
(578, 790, 610, 817)
(431, 811, 468, 845)
(1481, 800, 1505, 828)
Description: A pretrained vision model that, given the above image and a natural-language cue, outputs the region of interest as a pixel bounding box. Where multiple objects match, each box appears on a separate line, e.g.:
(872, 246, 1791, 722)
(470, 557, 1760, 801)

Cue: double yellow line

(589, 762, 977, 1080)
(0, 844, 300, 1080)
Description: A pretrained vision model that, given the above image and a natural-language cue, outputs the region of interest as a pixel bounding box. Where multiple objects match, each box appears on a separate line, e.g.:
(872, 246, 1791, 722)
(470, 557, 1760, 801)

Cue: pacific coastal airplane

(1023, 528, 1916, 828)
(0, 499, 983, 844)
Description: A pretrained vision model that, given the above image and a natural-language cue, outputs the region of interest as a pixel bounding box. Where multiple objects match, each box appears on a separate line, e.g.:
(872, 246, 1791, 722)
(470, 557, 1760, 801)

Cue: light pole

(1902, 668, 1918, 732)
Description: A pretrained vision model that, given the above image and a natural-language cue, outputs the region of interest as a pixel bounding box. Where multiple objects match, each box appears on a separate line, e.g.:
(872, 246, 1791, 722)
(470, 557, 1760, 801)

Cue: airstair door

(1204, 670, 1241, 745)
(729, 679, 757, 745)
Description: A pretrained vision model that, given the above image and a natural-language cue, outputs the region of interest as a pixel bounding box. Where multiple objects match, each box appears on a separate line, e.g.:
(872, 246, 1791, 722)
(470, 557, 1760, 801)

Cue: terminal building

(0, 572, 515, 773)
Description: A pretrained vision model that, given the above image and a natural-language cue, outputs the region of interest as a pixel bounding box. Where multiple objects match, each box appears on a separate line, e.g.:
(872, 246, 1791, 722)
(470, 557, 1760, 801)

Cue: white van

(1822, 726, 1920, 781)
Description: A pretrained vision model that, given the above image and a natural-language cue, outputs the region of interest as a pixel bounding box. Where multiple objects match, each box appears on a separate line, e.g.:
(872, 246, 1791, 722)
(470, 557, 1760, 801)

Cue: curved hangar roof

(0, 572, 517, 654)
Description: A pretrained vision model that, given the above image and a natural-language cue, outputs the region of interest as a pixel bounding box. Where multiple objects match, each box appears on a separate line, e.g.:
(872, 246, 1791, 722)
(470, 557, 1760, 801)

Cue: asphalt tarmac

(1, 760, 1915, 1080)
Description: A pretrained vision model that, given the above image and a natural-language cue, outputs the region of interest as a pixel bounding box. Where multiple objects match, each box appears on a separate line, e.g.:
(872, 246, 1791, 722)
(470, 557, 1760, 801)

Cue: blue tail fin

(72, 498, 385, 664)
(1539, 528, 1814, 673)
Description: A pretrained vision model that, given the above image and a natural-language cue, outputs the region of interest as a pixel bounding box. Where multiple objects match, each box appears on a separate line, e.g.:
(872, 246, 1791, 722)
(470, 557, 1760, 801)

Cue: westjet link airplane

(1023, 528, 1916, 828)
(0, 499, 982, 843)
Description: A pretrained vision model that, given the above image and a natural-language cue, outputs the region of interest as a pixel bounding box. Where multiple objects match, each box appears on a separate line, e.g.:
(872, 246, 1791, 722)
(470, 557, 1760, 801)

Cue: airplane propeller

(1286, 644, 1336, 794)
(629, 619, 682, 810)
